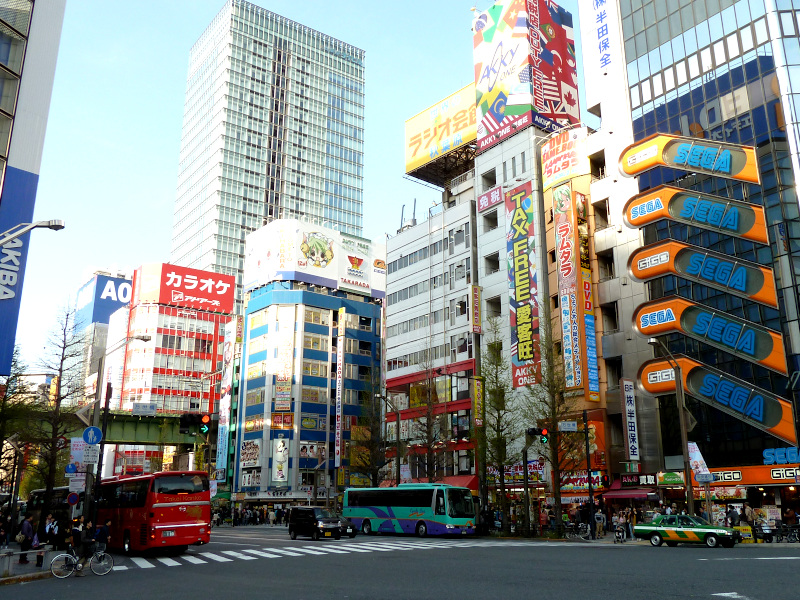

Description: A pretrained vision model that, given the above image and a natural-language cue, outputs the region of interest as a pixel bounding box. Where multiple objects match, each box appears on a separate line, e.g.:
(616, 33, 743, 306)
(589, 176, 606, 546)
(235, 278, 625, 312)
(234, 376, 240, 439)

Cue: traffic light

(526, 427, 549, 444)
(200, 414, 211, 434)
(179, 414, 191, 434)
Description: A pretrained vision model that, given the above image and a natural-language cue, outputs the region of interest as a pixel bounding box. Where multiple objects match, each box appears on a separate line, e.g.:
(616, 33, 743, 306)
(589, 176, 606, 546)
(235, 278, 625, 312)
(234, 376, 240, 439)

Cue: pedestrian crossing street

(112, 540, 545, 571)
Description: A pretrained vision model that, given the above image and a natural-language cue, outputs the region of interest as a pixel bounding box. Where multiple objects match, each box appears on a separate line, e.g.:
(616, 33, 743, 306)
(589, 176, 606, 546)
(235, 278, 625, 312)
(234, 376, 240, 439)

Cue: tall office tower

(171, 0, 365, 311)
(583, 0, 800, 498)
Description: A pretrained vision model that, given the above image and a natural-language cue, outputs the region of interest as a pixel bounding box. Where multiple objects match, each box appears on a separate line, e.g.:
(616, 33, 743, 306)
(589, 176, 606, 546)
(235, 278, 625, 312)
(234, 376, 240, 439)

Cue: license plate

(324, 532, 331, 537)
(163, 530, 175, 537)
(461, 530, 468, 534)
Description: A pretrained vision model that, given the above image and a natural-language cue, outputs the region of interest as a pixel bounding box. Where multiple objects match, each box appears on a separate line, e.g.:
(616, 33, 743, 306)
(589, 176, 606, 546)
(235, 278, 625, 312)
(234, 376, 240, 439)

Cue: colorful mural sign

(623, 186, 769, 245)
(472, 0, 579, 152)
(541, 127, 589, 191)
(506, 182, 539, 388)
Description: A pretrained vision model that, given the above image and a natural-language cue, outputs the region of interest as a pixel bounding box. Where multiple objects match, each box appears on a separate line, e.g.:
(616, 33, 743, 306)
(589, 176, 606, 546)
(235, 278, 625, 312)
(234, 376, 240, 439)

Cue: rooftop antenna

(399, 204, 405, 232)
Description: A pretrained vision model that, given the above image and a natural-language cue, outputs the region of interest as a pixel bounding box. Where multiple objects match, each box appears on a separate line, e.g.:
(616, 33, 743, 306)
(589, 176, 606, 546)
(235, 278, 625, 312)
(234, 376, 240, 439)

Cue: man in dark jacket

(18, 514, 34, 564)
(94, 519, 111, 552)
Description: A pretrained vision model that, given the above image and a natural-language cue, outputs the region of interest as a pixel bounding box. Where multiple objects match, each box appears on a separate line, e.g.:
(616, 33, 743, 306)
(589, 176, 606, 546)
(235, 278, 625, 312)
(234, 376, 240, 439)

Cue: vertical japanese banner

(470, 285, 483, 334)
(335, 307, 346, 468)
(275, 305, 295, 412)
(621, 378, 640, 461)
(473, 378, 484, 427)
(216, 318, 237, 479)
(506, 182, 540, 387)
(553, 183, 581, 390)
(576, 191, 600, 401)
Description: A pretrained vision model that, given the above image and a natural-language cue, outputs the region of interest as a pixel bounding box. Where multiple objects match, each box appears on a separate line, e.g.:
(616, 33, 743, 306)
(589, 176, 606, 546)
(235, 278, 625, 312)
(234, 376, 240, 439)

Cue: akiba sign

(618, 134, 760, 184)
(623, 186, 769, 245)
(638, 356, 797, 446)
(632, 297, 787, 374)
(628, 240, 778, 308)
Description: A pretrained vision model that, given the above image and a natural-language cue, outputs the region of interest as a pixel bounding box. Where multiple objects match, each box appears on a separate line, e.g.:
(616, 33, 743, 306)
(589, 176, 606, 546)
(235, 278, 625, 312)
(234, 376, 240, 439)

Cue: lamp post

(0, 219, 64, 246)
(648, 337, 695, 516)
(89, 334, 150, 521)
(376, 394, 401, 486)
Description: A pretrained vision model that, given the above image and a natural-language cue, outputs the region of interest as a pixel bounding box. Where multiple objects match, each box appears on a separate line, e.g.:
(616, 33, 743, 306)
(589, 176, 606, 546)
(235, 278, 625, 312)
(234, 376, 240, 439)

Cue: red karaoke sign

(133, 264, 235, 314)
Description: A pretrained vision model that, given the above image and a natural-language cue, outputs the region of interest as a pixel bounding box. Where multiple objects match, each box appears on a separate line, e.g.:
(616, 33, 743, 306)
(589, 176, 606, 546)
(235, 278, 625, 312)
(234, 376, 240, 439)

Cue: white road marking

(712, 594, 752, 599)
(155, 557, 181, 567)
(112, 565, 128, 571)
(182, 555, 207, 564)
(265, 548, 304, 556)
(242, 549, 282, 558)
(221, 550, 257, 560)
(291, 547, 328, 555)
(199, 552, 233, 562)
(301, 545, 350, 554)
(130, 557, 155, 569)
(700, 556, 800, 562)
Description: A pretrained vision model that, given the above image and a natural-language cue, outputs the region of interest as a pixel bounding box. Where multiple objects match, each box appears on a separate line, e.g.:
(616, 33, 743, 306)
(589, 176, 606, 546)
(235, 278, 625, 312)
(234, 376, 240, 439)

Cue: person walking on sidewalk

(17, 514, 34, 564)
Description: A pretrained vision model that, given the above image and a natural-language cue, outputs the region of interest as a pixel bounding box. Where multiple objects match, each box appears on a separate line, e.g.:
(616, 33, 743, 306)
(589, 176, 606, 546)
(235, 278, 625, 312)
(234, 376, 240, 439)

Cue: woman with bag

(17, 513, 34, 564)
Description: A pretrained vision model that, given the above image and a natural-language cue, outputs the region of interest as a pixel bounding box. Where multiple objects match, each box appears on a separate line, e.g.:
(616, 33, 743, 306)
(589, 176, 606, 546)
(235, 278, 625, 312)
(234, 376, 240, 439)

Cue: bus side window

(435, 490, 445, 515)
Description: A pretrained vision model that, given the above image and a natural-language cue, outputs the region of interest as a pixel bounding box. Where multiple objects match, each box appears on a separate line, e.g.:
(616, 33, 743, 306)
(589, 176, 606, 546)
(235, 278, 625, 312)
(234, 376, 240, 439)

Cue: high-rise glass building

(171, 0, 365, 310)
(581, 0, 800, 502)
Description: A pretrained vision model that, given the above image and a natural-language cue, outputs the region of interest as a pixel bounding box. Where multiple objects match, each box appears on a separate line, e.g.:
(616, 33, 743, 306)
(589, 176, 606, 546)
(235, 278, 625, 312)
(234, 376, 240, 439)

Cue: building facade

(233, 220, 384, 505)
(170, 0, 365, 312)
(580, 0, 800, 506)
(0, 0, 66, 375)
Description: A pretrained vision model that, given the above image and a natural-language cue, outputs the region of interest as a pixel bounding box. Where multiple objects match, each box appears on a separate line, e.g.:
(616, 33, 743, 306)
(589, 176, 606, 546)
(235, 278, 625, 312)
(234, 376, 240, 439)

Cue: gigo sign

(632, 297, 787, 374)
(618, 134, 760, 184)
(628, 240, 778, 308)
(623, 186, 769, 245)
(638, 356, 797, 446)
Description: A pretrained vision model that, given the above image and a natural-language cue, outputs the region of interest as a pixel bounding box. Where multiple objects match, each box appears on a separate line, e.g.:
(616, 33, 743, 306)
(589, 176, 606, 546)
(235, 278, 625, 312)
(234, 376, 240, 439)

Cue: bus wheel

(416, 522, 427, 538)
(123, 532, 132, 554)
(362, 520, 373, 535)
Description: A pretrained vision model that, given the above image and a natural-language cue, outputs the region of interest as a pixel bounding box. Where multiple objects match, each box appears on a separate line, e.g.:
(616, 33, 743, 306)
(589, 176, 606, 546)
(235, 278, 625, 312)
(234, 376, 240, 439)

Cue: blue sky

(17, 0, 588, 368)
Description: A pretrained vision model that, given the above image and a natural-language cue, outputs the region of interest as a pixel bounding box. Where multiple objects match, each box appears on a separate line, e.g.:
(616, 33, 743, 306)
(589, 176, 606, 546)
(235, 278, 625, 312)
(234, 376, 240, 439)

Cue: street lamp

(88, 334, 151, 520)
(648, 337, 695, 516)
(0, 219, 64, 246)
(376, 394, 402, 486)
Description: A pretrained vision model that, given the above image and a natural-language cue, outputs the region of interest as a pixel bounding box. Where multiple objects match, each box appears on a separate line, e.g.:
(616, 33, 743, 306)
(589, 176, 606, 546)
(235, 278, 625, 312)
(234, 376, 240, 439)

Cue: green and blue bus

(342, 483, 476, 537)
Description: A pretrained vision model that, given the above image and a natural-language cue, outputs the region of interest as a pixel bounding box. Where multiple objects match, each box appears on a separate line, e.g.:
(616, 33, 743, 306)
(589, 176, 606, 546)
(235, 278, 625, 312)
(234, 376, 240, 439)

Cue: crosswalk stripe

(200, 552, 233, 562)
(324, 545, 373, 552)
(291, 547, 327, 555)
(112, 565, 129, 571)
(156, 557, 181, 567)
(301, 545, 350, 554)
(242, 549, 282, 558)
(182, 555, 207, 564)
(221, 550, 257, 560)
(357, 543, 417, 551)
(265, 548, 304, 556)
(130, 557, 155, 569)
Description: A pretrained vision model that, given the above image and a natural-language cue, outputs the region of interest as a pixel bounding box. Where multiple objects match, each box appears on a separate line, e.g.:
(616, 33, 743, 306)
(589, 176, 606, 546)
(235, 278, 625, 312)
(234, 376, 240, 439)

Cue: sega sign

(763, 447, 800, 465)
(75, 275, 132, 330)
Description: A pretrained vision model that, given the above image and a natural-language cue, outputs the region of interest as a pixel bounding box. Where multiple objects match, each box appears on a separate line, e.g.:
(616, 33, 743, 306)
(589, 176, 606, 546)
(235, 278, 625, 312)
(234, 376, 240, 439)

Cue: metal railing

(450, 169, 474, 189)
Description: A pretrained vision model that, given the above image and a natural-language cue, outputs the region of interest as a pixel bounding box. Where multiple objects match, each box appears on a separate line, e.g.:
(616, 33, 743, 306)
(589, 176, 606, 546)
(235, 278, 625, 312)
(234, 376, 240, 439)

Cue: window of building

(484, 251, 500, 275)
(597, 250, 615, 282)
(303, 360, 328, 378)
(483, 209, 498, 232)
(485, 296, 501, 318)
(481, 169, 496, 192)
(593, 198, 609, 230)
(551, 295, 559, 310)
(601, 302, 619, 334)
(606, 357, 622, 389)
(303, 334, 328, 351)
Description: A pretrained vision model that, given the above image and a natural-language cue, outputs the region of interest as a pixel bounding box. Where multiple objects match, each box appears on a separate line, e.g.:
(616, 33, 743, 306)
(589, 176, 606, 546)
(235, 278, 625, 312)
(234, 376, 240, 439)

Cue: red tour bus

(96, 470, 211, 553)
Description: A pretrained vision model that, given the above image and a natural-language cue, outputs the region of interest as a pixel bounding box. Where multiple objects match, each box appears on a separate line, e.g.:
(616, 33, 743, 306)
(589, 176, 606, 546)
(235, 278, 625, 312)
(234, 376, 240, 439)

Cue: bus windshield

(447, 488, 475, 518)
(153, 474, 209, 494)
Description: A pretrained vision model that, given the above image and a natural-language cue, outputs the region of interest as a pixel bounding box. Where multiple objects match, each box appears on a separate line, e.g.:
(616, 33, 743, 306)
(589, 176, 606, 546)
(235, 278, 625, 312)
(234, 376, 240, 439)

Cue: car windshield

(313, 508, 335, 519)
(447, 488, 475, 518)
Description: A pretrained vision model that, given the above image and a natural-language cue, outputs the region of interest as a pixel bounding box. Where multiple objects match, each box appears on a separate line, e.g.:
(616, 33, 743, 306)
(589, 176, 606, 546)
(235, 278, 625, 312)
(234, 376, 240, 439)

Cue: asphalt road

(18, 526, 799, 600)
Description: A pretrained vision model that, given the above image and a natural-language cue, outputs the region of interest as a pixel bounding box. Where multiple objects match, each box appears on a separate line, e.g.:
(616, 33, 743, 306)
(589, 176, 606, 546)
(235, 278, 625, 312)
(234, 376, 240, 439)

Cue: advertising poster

(621, 378, 640, 461)
(405, 83, 476, 174)
(271, 438, 289, 483)
(472, 0, 579, 152)
(240, 439, 261, 469)
(132, 263, 235, 314)
(335, 307, 345, 468)
(506, 182, 540, 388)
(470, 285, 482, 334)
(541, 127, 589, 191)
(687, 441, 712, 478)
(553, 183, 581, 389)
(577, 191, 599, 401)
(216, 319, 236, 477)
(243, 219, 386, 299)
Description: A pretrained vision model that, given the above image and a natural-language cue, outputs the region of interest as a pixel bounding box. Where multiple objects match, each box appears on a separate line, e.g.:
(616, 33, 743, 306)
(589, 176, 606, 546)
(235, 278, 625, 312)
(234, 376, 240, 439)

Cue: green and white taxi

(633, 514, 741, 548)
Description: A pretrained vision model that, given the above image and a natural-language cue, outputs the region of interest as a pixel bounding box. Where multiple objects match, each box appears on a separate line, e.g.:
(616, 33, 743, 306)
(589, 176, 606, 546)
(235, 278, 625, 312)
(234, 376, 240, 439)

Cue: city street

(16, 526, 800, 600)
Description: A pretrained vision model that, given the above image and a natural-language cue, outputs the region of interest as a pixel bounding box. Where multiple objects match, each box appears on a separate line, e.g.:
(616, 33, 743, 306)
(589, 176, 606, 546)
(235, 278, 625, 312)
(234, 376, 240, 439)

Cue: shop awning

(602, 487, 656, 499)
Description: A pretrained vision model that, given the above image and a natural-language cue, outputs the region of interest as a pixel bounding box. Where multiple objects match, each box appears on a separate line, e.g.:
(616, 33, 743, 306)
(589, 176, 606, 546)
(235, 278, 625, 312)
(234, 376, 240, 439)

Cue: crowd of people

(212, 505, 292, 527)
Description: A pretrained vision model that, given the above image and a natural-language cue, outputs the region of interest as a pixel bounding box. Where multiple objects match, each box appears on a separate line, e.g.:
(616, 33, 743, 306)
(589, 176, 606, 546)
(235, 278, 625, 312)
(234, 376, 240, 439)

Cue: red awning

(602, 487, 655, 499)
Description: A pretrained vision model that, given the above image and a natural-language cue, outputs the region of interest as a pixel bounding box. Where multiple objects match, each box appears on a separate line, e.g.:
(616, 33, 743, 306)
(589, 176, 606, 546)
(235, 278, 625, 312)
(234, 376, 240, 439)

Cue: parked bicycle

(50, 544, 114, 578)
(565, 522, 591, 541)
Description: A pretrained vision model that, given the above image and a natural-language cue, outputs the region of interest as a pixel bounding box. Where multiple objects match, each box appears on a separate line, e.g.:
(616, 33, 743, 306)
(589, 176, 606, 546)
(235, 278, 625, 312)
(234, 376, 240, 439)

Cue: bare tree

(349, 367, 389, 487)
(0, 348, 33, 453)
(407, 348, 448, 483)
(521, 300, 583, 531)
(22, 306, 84, 519)
(482, 317, 523, 534)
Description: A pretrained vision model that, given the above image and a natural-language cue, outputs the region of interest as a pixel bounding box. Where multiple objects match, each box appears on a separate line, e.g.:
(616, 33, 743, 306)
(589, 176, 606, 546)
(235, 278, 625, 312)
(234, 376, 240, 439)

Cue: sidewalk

(0, 546, 54, 586)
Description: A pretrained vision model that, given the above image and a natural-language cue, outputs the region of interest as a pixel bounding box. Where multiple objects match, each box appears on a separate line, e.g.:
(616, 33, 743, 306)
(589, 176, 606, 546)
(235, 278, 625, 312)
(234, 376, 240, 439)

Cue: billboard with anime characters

(243, 219, 386, 298)
(472, 0, 579, 153)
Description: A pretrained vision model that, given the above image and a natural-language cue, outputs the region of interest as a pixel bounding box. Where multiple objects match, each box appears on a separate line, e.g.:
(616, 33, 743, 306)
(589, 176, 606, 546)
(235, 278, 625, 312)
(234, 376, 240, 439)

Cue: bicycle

(50, 544, 114, 578)
(564, 522, 591, 541)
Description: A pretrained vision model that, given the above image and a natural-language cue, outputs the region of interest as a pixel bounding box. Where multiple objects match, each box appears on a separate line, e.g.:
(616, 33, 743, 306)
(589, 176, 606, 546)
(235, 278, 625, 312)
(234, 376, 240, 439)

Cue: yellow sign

(405, 83, 476, 174)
